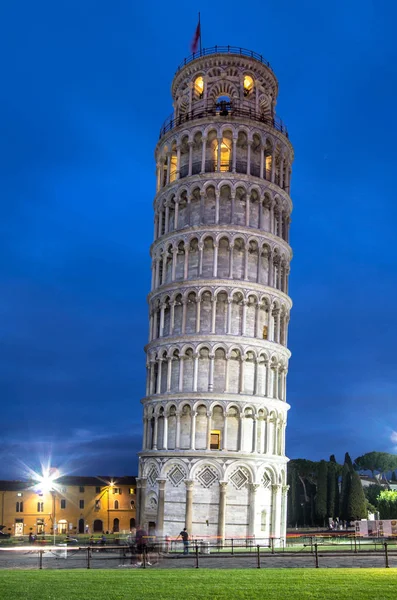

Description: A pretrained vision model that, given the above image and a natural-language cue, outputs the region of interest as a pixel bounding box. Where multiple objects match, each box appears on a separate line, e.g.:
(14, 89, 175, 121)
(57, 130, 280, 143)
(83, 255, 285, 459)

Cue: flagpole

(199, 12, 202, 53)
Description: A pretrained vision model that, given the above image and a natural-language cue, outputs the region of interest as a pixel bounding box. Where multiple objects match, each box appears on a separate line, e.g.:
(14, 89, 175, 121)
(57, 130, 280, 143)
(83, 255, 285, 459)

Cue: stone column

(171, 248, 178, 281)
(217, 137, 222, 171)
(156, 359, 163, 394)
(239, 357, 245, 393)
(166, 153, 171, 185)
(142, 417, 148, 450)
(229, 244, 234, 278)
(281, 485, 289, 543)
(159, 304, 165, 337)
(135, 478, 142, 526)
(206, 411, 212, 450)
(213, 242, 218, 277)
(271, 149, 276, 183)
(166, 358, 172, 392)
(139, 477, 147, 526)
(199, 192, 205, 224)
(181, 299, 187, 334)
(224, 357, 230, 392)
(252, 417, 258, 453)
(271, 484, 282, 542)
(176, 414, 181, 448)
(156, 479, 167, 536)
(245, 193, 250, 226)
(208, 353, 215, 392)
(226, 299, 232, 333)
(201, 137, 207, 173)
(248, 483, 260, 538)
(170, 301, 175, 335)
(211, 298, 217, 333)
(196, 298, 201, 333)
(232, 137, 237, 172)
(198, 243, 204, 276)
(164, 203, 170, 233)
(230, 194, 235, 224)
(185, 480, 194, 531)
(260, 146, 264, 179)
(215, 191, 220, 224)
(178, 356, 184, 391)
(190, 411, 196, 450)
(163, 416, 168, 450)
(188, 142, 193, 176)
(152, 417, 158, 450)
(218, 482, 228, 541)
(260, 417, 266, 454)
(238, 413, 244, 451)
(174, 200, 179, 230)
(247, 141, 251, 175)
(186, 194, 192, 227)
(222, 413, 228, 450)
(243, 247, 249, 280)
(241, 300, 247, 335)
(193, 352, 199, 391)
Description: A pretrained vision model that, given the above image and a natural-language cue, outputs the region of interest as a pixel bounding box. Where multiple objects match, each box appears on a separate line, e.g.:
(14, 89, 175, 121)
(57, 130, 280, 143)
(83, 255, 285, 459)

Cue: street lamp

(107, 482, 114, 533)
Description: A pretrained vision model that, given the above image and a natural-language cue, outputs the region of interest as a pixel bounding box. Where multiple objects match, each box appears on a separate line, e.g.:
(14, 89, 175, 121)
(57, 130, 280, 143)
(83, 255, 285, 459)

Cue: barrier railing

(159, 105, 288, 140)
(175, 46, 272, 73)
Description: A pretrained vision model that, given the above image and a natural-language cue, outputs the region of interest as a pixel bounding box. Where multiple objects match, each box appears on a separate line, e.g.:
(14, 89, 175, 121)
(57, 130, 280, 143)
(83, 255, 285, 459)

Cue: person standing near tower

(177, 527, 189, 554)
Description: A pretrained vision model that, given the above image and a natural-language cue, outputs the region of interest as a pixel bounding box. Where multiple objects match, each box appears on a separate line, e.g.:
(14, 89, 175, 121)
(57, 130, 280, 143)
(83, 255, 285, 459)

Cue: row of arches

(156, 128, 292, 197)
(154, 184, 290, 242)
(149, 291, 289, 345)
(146, 345, 288, 400)
(143, 402, 286, 456)
(151, 236, 290, 293)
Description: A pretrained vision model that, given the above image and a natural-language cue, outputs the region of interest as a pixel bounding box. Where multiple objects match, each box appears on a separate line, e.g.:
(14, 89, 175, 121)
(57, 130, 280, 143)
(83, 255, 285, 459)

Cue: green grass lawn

(1, 569, 396, 599)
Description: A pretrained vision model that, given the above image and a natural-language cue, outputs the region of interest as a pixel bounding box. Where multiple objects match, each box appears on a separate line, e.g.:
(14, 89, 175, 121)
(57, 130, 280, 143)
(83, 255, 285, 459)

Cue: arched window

(194, 76, 204, 98)
(243, 75, 254, 96)
(114, 500, 119, 509)
(214, 138, 232, 172)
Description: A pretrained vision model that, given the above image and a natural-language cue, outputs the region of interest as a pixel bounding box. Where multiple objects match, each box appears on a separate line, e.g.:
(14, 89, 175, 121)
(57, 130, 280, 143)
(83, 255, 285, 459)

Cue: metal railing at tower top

(159, 103, 288, 140)
(175, 46, 272, 72)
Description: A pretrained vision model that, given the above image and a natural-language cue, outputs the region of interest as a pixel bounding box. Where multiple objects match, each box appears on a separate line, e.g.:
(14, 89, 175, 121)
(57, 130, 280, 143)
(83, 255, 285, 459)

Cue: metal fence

(1, 535, 397, 570)
(159, 105, 288, 140)
(175, 46, 273, 73)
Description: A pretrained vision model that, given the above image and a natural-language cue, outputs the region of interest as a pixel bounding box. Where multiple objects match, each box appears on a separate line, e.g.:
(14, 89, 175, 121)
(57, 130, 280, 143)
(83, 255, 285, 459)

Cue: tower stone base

(137, 454, 288, 544)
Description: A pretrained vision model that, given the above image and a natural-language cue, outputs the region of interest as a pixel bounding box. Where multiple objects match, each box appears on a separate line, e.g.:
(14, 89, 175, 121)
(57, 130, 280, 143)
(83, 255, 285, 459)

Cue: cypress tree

(347, 470, 367, 520)
(344, 452, 353, 471)
(340, 462, 351, 521)
(327, 457, 336, 519)
(316, 460, 328, 525)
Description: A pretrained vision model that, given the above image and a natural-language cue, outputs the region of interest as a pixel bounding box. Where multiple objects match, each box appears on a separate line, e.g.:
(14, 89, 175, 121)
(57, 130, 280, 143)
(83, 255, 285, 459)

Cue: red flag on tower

(191, 15, 201, 53)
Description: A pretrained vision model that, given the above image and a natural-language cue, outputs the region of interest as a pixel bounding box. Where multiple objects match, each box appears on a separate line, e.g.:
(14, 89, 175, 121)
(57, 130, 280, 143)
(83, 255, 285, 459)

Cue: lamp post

(107, 482, 114, 533)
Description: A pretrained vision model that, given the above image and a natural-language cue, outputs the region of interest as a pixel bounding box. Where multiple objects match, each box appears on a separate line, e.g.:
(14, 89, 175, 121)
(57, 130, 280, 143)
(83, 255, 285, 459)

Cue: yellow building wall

(0, 483, 136, 536)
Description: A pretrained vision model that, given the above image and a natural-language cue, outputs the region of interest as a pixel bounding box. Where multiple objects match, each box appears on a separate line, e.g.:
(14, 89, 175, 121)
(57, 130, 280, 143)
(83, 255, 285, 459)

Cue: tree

(344, 452, 353, 471)
(347, 471, 367, 520)
(354, 452, 397, 480)
(327, 458, 337, 519)
(364, 484, 383, 509)
(377, 490, 397, 519)
(315, 460, 328, 525)
(391, 471, 397, 482)
(340, 462, 351, 521)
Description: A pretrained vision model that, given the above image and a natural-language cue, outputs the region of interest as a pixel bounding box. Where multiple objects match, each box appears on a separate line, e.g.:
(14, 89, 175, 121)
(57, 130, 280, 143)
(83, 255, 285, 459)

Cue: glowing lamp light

(35, 467, 60, 493)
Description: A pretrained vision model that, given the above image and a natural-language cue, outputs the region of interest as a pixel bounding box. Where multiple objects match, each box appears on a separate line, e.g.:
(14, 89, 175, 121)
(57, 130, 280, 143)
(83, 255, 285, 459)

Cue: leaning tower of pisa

(137, 46, 293, 544)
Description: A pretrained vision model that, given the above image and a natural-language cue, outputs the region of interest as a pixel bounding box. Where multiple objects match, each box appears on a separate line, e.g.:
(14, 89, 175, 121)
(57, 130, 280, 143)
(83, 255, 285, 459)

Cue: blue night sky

(1, 1, 396, 480)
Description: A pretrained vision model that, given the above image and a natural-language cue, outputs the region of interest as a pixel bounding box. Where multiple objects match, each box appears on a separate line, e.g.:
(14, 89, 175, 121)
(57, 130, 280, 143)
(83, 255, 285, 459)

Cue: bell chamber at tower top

(155, 47, 293, 200)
